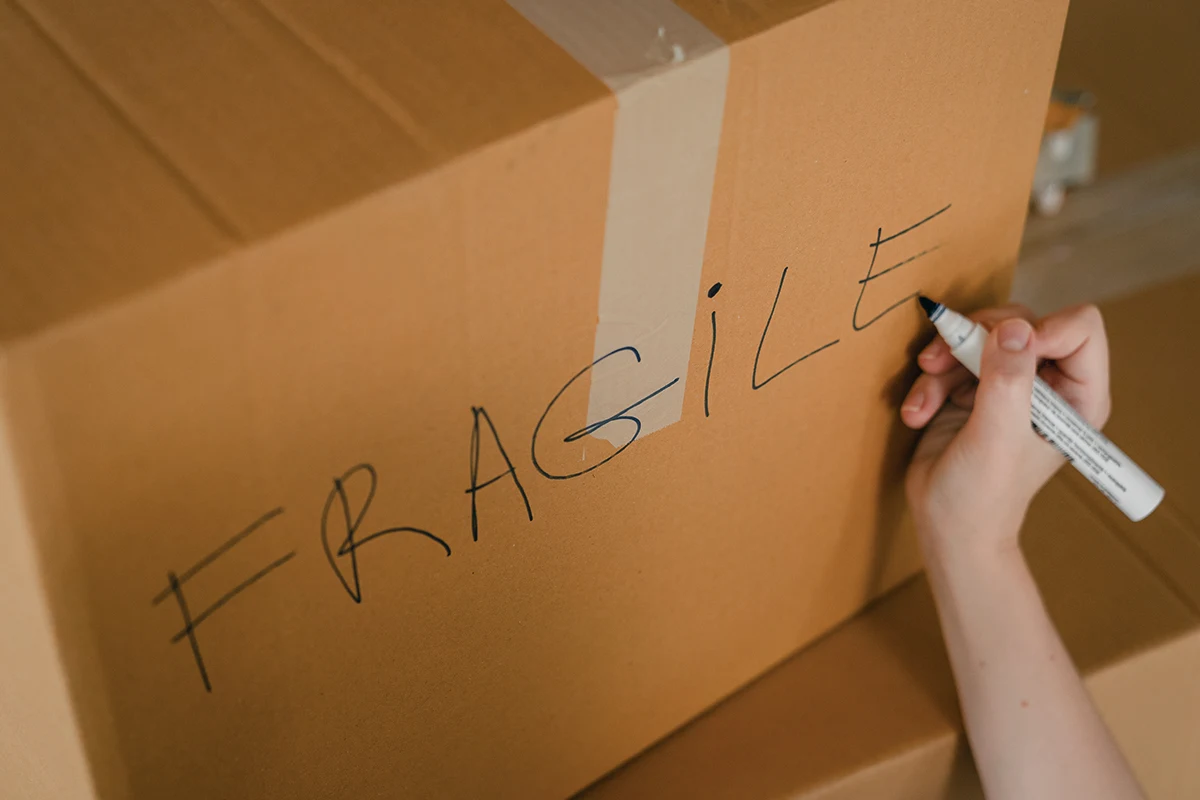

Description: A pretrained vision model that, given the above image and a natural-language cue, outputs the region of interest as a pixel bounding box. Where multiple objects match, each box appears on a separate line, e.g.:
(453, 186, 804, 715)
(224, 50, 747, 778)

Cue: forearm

(921, 528, 1143, 800)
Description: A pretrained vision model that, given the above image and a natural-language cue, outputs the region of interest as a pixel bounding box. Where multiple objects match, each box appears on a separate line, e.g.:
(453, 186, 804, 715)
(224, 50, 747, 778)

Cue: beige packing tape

(505, 0, 729, 444)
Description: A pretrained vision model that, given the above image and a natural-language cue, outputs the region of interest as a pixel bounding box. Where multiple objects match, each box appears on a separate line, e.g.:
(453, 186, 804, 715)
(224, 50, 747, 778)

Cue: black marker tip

(917, 295, 940, 319)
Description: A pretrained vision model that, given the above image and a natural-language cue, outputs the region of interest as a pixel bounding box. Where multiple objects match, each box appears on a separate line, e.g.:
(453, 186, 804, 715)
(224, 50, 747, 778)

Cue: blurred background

(1013, 0, 1200, 312)
(1054, 0, 1198, 175)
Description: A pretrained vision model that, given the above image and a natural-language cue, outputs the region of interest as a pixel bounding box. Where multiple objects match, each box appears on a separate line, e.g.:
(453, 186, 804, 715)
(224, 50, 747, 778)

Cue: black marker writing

(531, 347, 678, 480)
(853, 204, 950, 331)
(148, 200, 958, 696)
(752, 267, 840, 390)
(466, 406, 533, 542)
(704, 282, 722, 417)
(321, 464, 450, 604)
(151, 508, 295, 693)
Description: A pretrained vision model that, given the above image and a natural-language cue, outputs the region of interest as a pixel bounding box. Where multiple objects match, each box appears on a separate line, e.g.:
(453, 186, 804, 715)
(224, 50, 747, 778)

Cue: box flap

(1, 0, 606, 341)
(0, 3, 231, 340)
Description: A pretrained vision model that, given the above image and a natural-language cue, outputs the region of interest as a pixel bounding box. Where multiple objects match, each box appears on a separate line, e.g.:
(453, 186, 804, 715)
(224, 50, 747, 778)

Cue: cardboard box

(582, 274, 1200, 799)
(0, 1, 1067, 797)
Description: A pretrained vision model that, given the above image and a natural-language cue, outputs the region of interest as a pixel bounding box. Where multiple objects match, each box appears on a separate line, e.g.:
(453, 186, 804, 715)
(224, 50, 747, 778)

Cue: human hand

(901, 304, 1112, 555)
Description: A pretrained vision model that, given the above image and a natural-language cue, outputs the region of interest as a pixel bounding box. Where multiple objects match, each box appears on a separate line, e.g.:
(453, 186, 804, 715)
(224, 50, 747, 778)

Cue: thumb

(964, 318, 1037, 445)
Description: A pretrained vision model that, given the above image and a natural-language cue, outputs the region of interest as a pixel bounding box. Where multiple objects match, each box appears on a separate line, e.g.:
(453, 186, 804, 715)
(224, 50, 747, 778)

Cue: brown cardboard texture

(0, 0, 1067, 797)
(583, 275, 1200, 800)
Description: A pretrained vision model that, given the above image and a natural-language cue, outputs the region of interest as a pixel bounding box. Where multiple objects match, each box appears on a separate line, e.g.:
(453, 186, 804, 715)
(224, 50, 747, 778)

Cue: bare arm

(924, 530, 1140, 799)
(901, 307, 1143, 799)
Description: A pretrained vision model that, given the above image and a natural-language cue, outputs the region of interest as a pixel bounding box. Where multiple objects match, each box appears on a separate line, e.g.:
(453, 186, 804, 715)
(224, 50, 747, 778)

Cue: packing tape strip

(506, 0, 729, 444)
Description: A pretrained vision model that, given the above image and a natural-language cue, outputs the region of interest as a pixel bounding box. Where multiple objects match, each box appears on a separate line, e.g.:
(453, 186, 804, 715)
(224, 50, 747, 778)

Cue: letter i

(704, 282, 721, 418)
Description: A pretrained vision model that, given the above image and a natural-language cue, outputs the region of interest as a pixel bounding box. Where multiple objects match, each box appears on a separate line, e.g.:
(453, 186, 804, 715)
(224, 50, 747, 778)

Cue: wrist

(917, 514, 1027, 573)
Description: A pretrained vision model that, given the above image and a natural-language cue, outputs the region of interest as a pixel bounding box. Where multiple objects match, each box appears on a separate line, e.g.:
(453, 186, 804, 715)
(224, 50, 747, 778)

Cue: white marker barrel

(931, 306, 1164, 522)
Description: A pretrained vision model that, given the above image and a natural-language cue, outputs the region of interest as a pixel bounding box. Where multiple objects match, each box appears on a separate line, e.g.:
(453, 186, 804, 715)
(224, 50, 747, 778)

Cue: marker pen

(917, 296, 1165, 522)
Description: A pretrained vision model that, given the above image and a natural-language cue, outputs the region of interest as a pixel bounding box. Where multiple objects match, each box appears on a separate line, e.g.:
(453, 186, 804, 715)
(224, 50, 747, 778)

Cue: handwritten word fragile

(152, 204, 949, 692)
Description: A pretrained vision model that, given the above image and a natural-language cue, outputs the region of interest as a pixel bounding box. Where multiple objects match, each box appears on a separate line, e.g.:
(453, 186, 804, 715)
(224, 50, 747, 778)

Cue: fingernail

(902, 391, 924, 413)
(918, 341, 942, 362)
(998, 319, 1032, 352)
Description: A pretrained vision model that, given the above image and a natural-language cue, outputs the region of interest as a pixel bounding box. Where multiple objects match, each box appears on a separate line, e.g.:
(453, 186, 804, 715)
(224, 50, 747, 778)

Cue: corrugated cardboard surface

(1, 0, 605, 341)
(0, 358, 94, 800)
(0, 1, 1066, 797)
(582, 275, 1200, 799)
